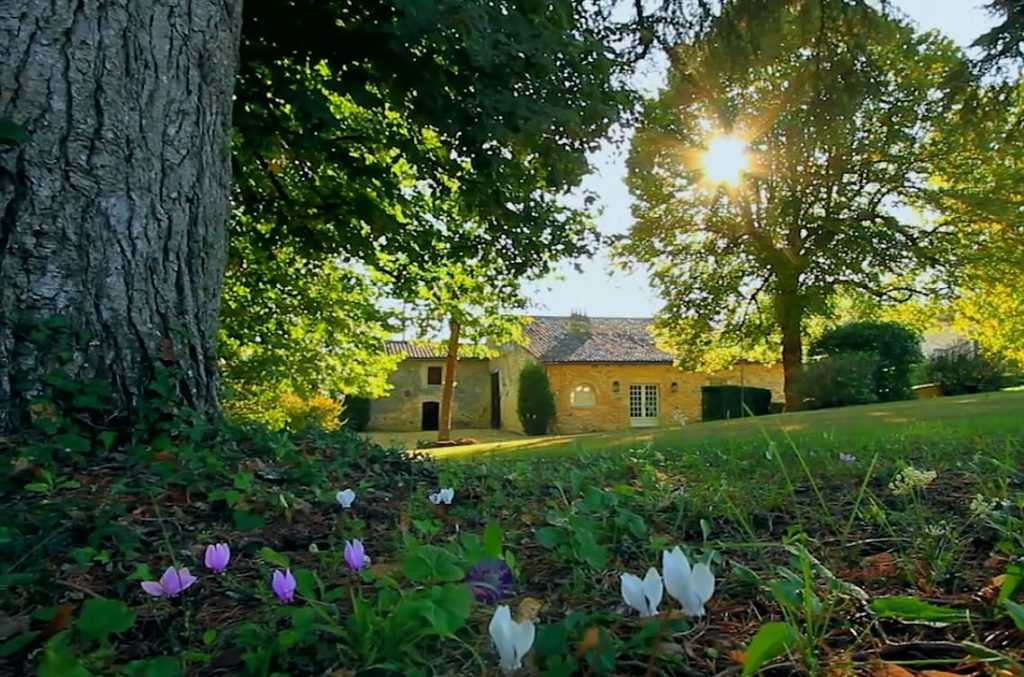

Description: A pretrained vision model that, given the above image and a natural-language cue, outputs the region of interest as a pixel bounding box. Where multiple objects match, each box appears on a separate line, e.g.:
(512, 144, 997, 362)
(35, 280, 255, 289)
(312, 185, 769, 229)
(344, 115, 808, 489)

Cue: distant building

(365, 314, 785, 434)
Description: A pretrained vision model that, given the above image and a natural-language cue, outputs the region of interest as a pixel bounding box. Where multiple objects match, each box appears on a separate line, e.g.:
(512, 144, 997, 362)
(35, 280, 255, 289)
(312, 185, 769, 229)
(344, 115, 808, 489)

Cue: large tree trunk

(775, 288, 805, 411)
(437, 318, 460, 442)
(0, 1, 243, 432)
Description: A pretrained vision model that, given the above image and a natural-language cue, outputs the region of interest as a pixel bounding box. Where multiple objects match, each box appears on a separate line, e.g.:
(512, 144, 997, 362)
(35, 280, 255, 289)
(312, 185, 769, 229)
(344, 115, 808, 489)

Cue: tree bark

(437, 318, 460, 442)
(0, 1, 243, 432)
(776, 289, 805, 411)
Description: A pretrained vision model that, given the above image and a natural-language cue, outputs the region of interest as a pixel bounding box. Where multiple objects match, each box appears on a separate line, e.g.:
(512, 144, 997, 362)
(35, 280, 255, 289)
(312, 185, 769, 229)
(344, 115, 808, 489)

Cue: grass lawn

(429, 389, 1024, 459)
(3, 391, 1023, 675)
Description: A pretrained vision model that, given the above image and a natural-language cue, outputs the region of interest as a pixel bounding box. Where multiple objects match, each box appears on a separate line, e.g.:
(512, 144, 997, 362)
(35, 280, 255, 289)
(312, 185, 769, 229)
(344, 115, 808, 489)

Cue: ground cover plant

(2, 390, 1022, 675)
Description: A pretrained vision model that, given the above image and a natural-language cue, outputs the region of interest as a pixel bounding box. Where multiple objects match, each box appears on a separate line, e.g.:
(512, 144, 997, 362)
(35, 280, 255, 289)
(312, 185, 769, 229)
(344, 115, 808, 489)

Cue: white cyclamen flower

(620, 567, 663, 617)
(662, 547, 715, 617)
(489, 605, 535, 673)
(429, 487, 455, 505)
(335, 489, 356, 508)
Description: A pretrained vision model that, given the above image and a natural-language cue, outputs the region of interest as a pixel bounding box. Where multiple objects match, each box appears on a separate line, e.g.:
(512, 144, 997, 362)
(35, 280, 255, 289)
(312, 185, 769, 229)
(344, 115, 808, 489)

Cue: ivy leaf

(742, 622, 800, 676)
(400, 545, 464, 583)
(258, 546, 290, 569)
(78, 597, 136, 643)
(121, 656, 182, 677)
(0, 118, 28, 146)
(535, 526, 567, 549)
(483, 522, 503, 558)
(410, 584, 473, 635)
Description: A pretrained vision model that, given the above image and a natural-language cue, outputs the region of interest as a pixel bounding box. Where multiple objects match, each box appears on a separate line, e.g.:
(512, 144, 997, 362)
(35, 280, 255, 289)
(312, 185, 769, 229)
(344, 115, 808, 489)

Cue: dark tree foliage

(518, 363, 556, 436)
(810, 321, 922, 402)
(800, 352, 880, 410)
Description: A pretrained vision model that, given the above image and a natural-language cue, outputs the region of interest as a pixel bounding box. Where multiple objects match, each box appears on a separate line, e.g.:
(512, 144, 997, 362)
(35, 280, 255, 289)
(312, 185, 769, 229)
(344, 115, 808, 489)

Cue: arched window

(570, 383, 597, 407)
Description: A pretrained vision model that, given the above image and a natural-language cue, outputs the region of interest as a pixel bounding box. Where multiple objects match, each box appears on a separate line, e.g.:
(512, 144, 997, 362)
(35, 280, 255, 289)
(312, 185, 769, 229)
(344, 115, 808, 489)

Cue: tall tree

(0, 1, 243, 432)
(617, 0, 971, 409)
(223, 0, 635, 404)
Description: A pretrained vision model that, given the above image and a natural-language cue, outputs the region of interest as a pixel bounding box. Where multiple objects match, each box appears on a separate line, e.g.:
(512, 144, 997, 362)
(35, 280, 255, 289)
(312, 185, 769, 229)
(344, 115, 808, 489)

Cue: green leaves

(77, 598, 136, 643)
(406, 584, 474, 636)
(1003, 599, 1024, 630)
(868, 596, 970, 624)
(742, 622, 800, 676)
(400, 545, 464, 583)
(483, 523, 504, 559)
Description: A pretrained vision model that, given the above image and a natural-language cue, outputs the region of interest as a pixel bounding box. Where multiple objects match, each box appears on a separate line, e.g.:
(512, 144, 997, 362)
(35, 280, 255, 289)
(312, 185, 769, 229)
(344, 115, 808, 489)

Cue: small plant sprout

(489, 604, 535, 673)
(344, 539, 370, 570)
(271, 569, 297, 603)
(839, 453, 857, 463)
(141, 566, 197, 597)
(335, 488, 356, 508)
(662, 547, 715, 617)
(620, 567, 663, 617)
(204, 543, 230, 573)
(429, 488, 455, 505)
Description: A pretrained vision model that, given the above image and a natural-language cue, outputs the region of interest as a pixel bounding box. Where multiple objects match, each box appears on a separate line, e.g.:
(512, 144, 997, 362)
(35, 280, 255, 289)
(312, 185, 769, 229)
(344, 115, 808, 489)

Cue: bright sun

(702, 135, 750, 185)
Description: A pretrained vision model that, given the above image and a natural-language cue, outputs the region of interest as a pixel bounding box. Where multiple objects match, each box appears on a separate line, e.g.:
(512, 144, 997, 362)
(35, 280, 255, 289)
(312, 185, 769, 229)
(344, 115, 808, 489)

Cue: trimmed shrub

(800, 352, 880, 410)
(927, 353, 1004, 395)
(700, 385, 772, 421)
(342, 395, 371, 432)
(280, 392, 344, 432)
(518, 363, 556, 435)
(810, 321, 922, 401)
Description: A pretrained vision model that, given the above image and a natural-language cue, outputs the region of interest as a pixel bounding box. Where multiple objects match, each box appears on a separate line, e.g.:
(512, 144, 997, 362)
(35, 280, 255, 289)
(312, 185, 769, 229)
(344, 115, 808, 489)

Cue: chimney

(567, 309, 591, 336)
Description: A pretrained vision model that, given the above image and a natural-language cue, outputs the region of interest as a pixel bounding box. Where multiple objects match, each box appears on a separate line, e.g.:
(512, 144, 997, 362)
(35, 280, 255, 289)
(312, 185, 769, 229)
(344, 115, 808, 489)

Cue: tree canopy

(617, 0, 979, 408)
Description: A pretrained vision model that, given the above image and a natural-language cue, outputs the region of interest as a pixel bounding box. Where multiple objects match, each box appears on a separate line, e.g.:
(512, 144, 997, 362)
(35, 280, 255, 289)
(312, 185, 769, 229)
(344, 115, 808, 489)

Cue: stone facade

(367, 317, 788, 434)
(366, 357, 491, 432)
(543, 362, 785, 434)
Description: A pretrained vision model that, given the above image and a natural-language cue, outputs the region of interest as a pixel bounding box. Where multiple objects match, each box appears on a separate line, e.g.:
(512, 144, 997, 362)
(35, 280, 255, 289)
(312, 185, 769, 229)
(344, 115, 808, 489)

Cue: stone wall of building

(489, 344, 536, 435)
(367, 358, 491, 432)
(543, 362, 785, 434)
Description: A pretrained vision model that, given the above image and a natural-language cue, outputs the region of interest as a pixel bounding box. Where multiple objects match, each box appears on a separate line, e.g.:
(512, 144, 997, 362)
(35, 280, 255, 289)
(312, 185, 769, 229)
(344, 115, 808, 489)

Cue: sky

(524, 1, 995, 319)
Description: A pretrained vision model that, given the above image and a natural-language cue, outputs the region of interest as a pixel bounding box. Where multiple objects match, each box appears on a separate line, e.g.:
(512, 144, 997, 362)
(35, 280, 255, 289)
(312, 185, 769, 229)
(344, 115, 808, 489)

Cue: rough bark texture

(437, 318, 461, 442)
(0, 1, 243, 431)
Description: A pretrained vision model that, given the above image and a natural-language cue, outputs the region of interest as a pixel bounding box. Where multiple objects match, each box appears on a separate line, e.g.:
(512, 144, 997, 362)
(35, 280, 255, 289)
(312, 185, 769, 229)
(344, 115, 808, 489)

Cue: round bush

(800, 352, 880, 409)
(810, 321, 922, 401)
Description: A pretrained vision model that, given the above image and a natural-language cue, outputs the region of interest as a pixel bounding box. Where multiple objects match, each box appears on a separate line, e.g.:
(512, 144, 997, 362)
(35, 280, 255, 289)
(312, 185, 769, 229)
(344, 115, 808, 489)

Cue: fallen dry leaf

(728, 649, 747, 664)
(576, 626, 600, 658)
(919, 671, 964, 677)
(861, 552, 900, 578)
(516, 596, 543, 623)
(872, 662, 918, 677)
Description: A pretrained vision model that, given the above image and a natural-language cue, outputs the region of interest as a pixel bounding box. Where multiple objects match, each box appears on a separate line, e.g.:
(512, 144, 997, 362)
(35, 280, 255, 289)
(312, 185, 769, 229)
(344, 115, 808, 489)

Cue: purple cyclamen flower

(344, 539, 369, 571)
(204, 543, 230, 573)
(271, 569, 297, 603)
(141, 566, 197, 597)
(467, 558, 514, 604)
(839, 453, 857, 464)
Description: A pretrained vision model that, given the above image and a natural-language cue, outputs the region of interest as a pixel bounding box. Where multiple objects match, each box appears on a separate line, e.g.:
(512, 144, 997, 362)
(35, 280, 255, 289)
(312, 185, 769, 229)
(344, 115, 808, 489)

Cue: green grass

(6, 391, 1023, 675)
(430, 389, 1024, 460)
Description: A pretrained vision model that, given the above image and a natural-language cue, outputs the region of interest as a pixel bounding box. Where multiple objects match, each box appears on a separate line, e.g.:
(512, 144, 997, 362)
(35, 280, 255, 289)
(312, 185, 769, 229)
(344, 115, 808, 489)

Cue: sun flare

(702, 135, 750, 185)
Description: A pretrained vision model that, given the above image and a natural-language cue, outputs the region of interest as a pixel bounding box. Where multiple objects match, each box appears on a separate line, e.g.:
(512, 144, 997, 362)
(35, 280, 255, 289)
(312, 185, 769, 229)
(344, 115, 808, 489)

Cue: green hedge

(518, 363, 556, 435)
(700, 385, 772, 421)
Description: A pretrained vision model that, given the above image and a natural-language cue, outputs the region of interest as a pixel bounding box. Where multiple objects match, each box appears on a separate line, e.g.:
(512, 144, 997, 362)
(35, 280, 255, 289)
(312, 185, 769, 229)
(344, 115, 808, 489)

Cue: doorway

(490, 371, 501, 429)
(421, 401, 440, 431)
(628, 384, 659, 427)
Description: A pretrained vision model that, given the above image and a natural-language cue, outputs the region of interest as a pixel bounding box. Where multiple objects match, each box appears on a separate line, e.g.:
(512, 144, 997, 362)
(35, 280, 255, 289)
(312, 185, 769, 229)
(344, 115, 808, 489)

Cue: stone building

(365, 314, 785, 434)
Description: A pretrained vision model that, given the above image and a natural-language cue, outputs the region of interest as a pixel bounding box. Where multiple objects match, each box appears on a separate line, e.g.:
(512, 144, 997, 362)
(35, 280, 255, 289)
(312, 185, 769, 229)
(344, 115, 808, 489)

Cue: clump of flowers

(467, 558, 514, 604)
(889, 466, 937, 495)
(271, 569, 297, 603)
(969, 494, 1001, 518)
(620, 567, 663, 617)
(489, 604, 535, 673)
(335, 488, 356, 508)
(662, 547, 715, 617)
(204, 543, 230, 573)
(429, 488, 455, 505)
(839, 453, 857, 463)
(141, 566, 197, 597)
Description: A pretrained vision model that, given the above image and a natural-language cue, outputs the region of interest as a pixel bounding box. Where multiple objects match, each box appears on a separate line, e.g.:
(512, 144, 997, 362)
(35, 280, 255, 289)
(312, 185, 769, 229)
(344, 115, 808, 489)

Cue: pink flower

(344, 539, 369, 571)
(271, 569, 296, 603)
(141, 566, 197, 597)
(204, 543, 230, 573)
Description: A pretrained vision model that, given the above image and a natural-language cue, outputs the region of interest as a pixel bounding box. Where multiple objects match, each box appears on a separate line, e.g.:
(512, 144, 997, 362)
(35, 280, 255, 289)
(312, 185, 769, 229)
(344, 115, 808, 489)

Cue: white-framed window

(570, 383, 597, 408)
